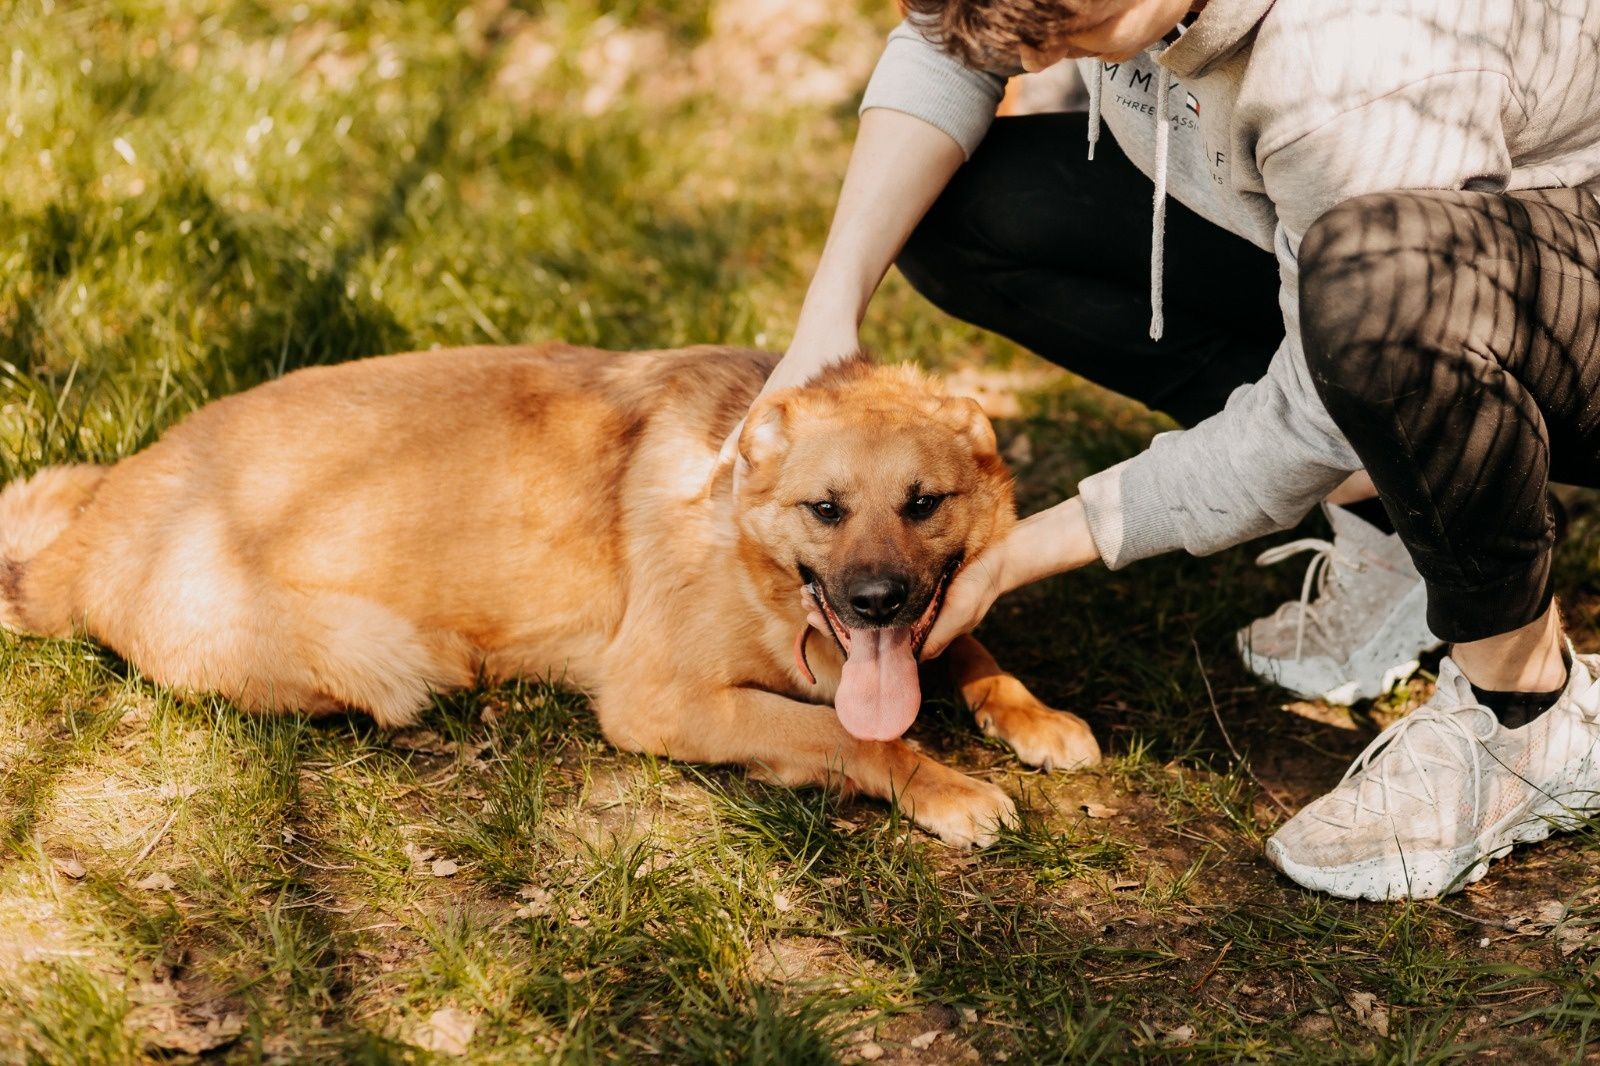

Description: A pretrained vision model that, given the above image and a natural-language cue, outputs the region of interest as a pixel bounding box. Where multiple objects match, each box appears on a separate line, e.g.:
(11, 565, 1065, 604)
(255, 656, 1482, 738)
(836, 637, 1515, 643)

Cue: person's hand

(919, 498, 1104, 660)
(919, 543, 1011, 661)
(709, 331, 858, 495)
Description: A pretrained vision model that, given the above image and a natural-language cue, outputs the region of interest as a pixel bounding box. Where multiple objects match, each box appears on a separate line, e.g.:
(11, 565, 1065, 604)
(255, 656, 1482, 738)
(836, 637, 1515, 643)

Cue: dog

(0, 344, 1100, 846)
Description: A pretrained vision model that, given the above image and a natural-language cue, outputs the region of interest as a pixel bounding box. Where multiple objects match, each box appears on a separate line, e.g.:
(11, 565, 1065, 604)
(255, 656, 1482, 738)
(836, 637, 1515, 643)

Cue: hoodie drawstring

(1150, 64, 1170, 341)
(1086, 62, 1102, 161)
(1084, 59, 1168, 342)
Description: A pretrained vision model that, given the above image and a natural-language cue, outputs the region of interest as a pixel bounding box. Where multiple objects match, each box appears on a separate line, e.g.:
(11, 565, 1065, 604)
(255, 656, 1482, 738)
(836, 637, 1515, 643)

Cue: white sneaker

(1238, 503, 1442, 704)
(1266, 653, 1600, 900)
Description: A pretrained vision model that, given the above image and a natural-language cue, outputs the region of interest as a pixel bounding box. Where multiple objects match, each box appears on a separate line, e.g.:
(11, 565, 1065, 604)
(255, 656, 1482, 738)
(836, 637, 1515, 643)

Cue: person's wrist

(1000, 498, 1101, 591)
(779, 326, 859, 388)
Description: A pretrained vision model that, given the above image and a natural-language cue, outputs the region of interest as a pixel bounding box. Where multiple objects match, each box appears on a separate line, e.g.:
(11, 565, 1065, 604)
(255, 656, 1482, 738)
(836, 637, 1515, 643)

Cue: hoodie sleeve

(1077, 69, 1515, 568)
(859, 17, 1012, 159)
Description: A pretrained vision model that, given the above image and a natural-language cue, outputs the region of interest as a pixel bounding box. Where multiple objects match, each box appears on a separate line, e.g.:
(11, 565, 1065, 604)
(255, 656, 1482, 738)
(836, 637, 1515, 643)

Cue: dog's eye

(807, 501, 844, 524)
(905, 494, 945, 520)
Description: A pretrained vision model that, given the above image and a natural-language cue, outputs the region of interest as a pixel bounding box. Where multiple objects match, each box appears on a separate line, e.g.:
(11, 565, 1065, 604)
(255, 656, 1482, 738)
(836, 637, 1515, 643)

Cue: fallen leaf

(393, 729, 450, 753)
(1506, 900, 1567, 932)
(514, 887, 553, 918)
(142, 1012, 244, 1054)
(404, 842, 436, 874)
(1161, 1024, 1196, 1045)
(1558, 923, 1593, 956)
(1280, 701, 1360, 731)
(416, 1007, 476, 1057)
(1346, 991, 1390, 1036)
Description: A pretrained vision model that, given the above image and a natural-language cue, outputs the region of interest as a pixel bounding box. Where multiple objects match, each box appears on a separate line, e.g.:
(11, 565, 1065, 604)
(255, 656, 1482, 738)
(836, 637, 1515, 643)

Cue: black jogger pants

(1300, 188, 1600, 643)
(897, 113, 1600, 643)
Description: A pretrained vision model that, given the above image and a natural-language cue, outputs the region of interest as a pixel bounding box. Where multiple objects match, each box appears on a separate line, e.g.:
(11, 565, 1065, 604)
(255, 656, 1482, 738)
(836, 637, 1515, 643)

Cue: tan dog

(0, 345, 1099, 845)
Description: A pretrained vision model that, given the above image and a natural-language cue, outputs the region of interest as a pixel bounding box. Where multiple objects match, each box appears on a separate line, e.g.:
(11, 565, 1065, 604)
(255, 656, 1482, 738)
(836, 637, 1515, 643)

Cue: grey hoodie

(861, 0, 1600, 569)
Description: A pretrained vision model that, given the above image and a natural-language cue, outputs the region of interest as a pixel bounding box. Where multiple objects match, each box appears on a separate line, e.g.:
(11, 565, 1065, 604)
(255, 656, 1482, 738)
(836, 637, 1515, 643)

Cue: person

(727, 0, 1600, 900)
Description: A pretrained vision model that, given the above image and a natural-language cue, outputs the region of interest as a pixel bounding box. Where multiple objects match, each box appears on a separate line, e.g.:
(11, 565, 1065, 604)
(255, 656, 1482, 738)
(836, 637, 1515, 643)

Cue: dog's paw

(908, 776, 1018, 849)
(976, 703, 1101, 773)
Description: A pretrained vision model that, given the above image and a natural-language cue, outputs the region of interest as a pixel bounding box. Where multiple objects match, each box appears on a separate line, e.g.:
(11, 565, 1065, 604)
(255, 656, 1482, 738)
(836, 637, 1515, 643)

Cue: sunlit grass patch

(4, 0, 1600, 1060)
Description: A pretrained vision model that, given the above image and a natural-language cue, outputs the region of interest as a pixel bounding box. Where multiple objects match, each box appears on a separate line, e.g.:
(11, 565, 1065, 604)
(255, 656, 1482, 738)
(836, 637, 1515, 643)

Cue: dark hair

(900, 0, 1115, 68)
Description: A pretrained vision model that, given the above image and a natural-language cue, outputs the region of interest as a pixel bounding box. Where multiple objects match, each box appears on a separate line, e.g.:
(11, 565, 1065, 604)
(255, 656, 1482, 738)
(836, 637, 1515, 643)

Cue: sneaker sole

(1266, 788, 1597, 902)
(1239, 580, 1441, 705)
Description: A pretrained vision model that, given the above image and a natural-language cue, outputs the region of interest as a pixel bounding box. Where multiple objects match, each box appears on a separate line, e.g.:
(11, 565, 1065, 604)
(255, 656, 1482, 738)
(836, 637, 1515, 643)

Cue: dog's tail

(0, 464, 107, 635)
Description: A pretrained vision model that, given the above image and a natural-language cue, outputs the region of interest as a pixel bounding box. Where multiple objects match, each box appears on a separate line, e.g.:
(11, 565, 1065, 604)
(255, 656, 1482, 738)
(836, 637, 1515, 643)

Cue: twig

(1192, 639, 1293, 817)
(1423, 901, 1506, 928)
(1189, 939, 1233, 992)
(124, 806, 182, 873)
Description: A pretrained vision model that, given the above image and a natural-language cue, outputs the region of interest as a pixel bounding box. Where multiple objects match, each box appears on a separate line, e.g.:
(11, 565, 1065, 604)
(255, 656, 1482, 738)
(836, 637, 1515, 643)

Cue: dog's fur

(0, 345, 1100, 845)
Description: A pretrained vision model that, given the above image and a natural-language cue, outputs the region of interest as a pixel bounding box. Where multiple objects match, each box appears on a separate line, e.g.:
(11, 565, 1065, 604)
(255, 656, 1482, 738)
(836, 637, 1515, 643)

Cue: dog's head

(735, 357, 1016, 742)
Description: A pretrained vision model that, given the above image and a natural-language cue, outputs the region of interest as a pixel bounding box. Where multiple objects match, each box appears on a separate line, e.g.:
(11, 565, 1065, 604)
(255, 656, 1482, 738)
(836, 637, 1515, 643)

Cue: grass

(3, 0, 1600, 1061)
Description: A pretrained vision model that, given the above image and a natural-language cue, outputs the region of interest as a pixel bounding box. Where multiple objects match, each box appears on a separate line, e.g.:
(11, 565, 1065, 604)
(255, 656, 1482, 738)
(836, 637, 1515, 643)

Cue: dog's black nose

(848, 576, 908, 622)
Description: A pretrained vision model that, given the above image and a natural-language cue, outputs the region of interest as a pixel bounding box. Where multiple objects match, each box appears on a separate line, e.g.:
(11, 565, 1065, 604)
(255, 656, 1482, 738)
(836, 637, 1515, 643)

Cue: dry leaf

(127, 980, 244, 1055)
(393, 729, 451, 754)
(1506, 900, 1567, 932)
(142, 1012, 245, 1054)
(1558, 924, 1591, 956)
(514, 886, 553, 919)
(1280, 701, 1360, 731)
(416, 1007, 476, 1057)
(1346, 991, 1390, 1036)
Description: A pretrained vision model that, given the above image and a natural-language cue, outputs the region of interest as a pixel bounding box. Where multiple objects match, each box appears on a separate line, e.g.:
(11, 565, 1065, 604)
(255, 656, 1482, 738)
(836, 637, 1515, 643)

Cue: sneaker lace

(1253, 537, 1366, 660)
(1313, 701, 1499, 830)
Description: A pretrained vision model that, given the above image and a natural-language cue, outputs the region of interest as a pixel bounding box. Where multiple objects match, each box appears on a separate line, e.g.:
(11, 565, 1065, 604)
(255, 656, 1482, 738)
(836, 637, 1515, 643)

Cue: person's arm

(770, 106, 968, 394)
(713, 20, 1012, 484)
(927, 55, 1516, 649)
(775, 16, 1013, 388)
(1078, 66, 1515, 568)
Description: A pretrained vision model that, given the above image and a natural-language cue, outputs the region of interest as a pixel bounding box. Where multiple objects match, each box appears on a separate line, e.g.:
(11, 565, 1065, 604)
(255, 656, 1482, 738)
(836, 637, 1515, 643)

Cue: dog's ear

(736, 394, 791, 485)
(935, 396, 998, 461)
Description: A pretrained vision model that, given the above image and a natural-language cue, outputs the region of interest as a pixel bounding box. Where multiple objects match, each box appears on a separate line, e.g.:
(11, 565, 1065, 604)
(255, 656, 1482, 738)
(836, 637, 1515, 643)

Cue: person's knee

(1300, 192, 1449, 405)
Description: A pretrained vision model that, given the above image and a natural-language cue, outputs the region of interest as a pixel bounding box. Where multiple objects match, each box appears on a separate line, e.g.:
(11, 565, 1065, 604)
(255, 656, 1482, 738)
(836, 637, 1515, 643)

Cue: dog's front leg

(597, 685, 1017, 848)
(944, 635, 1101, 772)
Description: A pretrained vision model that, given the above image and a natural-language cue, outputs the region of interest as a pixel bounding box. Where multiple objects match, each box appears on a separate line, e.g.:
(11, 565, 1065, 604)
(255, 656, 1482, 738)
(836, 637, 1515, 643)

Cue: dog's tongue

(834, 626, 920, 741)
